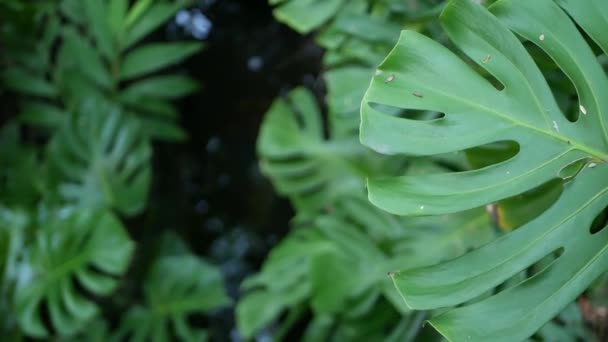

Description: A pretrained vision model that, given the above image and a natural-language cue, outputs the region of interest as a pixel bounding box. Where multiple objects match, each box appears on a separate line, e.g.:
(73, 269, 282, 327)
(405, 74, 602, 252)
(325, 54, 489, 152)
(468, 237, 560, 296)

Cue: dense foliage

(2, 0, 608, 341)
(0, 0, 228, 340)
(240, 0, 608, 341)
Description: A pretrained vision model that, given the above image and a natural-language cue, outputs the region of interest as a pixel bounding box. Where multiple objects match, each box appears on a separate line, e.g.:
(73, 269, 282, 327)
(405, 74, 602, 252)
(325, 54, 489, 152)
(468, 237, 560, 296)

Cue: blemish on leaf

(385, 74, 395, 83)
(539, 34, 545, 41)
(375, 69, 382, 76)
(387, 271, 396, 277)
(419, 205, 424, 210)
(552, 121, 559, 132)
(589, 163, 597, 168)
(482, 54, 491, 64)
(580, 105, 587, 115)
(413, 92, 424, 98)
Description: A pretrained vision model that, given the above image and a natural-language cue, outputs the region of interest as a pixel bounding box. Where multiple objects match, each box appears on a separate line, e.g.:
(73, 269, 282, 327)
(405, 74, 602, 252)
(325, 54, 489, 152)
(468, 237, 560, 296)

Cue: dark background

(146, 0, 323, 338)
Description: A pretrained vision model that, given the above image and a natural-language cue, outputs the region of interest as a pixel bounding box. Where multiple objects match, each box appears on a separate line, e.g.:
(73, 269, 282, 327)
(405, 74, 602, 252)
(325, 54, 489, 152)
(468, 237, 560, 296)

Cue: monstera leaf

(257, 87, 389, 218)
(47, 101, 151, 216)
(114, 254, 230, 342)
(237, 192, 494, 339)
(361, 0, 608, 340)
(0, 207, 28, 337)
(14, 210, 134, 338)
(237, 209, 391, 339)
(326, 67, 376, 137)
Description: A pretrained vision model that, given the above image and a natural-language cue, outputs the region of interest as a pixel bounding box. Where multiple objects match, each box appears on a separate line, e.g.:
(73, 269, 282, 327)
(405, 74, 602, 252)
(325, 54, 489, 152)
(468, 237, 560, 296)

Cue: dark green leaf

(114, 254, 230, 342)
(47, 100, 151, 216)
(125, 2, 185, 48)
(2, 69, 56, 98)
(121, 75, 199, 99)
(15, 210, 134, 338)
(120, 42, 202, 81)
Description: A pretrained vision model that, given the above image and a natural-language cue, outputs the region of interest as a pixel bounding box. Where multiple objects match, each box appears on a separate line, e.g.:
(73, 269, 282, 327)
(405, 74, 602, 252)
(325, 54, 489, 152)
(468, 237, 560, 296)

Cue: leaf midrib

(43, 250, 90, 288)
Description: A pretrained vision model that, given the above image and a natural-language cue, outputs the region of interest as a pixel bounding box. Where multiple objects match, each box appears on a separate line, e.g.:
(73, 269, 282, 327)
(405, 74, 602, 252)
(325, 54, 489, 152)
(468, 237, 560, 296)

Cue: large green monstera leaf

(114, 254, 230, 342)
(15, 210, 134, 338)
(360, 0, 608, 340)
(48, 101, 151, 216)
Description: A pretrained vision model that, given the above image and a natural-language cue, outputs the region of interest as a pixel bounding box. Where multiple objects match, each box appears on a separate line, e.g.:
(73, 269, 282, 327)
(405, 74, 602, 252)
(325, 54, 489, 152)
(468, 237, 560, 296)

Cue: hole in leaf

(368, 102, 445, 121)
(398, 110, 445, 121)
(494, 178, 563, 231)
(452, 47, 505, 91)
(523, 42, 580, 122)
(464, 140, 520, 170)
(590, 206, 608, 235)
(39, 298, 55, 335)
(527, 247, 564, 279)
(558, 157, 589, 180)
(553, 315, 566, 327)
(491, 247, 564, 297)
(283, 88, 330, 140)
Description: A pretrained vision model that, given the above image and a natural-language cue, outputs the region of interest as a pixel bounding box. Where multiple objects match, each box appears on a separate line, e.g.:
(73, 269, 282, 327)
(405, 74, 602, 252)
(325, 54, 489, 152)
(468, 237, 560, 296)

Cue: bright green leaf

(360, 0, 608, 340)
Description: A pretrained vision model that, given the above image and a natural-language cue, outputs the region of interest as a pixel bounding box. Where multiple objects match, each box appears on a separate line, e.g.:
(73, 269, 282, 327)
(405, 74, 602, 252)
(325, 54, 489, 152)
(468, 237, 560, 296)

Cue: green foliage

(0, 0, 228, 340)
(360, 0, 608, 340)
(244, 0, 607, 340)
(2, 0, 201, 141)
(242, 80, 499, 339)
(47, 100, 151, 216)
(257, 87, 394, 219)
(237, 198, 497, 339)
(4, 0, 606, 340)
(115, 254, 230, 341)
(15, 210, 133, 338)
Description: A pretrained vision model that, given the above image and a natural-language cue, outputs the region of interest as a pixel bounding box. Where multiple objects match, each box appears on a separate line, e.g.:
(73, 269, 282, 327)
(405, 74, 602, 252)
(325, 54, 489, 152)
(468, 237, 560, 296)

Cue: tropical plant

(0, 0, 228, 340)
(240, 81, 497, 340)
(114, 245, 231, 341)
(360, 0, 608, 340)
(2, 0, 200, 141)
